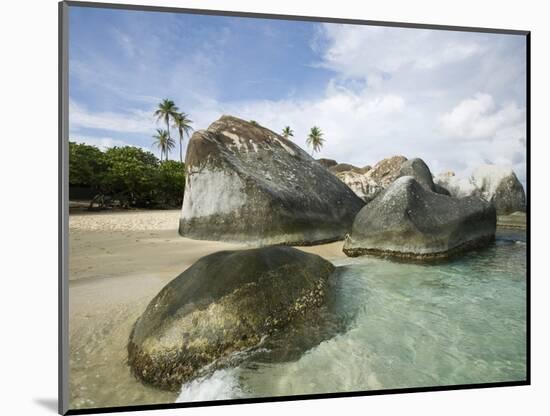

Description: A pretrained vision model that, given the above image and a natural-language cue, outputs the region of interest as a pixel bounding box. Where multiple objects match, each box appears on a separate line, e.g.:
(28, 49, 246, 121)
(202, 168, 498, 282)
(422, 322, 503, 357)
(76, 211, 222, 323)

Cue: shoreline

(68, 210, 345, 409)
(67, 209, 525, 409)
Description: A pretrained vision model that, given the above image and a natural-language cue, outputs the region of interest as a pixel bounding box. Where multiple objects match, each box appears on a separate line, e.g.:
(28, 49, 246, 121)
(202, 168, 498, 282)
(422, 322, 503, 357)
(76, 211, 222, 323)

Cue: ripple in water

(176, 231, 527, 401)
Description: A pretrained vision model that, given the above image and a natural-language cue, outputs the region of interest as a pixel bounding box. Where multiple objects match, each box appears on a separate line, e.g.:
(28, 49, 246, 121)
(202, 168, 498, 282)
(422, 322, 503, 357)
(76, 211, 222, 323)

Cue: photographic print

(60, 2, 529, 414)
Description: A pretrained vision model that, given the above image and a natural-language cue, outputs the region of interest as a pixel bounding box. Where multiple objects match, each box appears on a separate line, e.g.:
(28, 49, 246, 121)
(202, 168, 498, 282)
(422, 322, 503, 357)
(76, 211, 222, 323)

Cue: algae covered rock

(128, 246, 335, 391)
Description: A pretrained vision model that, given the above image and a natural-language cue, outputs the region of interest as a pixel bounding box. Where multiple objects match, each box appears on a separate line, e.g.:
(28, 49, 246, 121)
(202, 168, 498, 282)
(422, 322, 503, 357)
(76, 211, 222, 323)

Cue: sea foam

(176, 368, 244, 402)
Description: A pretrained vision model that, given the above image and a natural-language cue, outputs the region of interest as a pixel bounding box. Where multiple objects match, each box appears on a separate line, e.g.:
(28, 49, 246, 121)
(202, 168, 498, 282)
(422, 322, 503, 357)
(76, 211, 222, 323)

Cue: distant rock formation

(334, 170, 378, 203)
(330, 155, 409, 203)
(434, 171, 479, 198)
(365, 155, 408, 186)
(497, 211, 526, 230)
(328, 163, 362, 173)
(471, 165, 526, 215)
(179, 115, 365, 245)
(343, 176, 496, 259)
(434, 165, 526, 215)
(128, 246, 336, 391)
(331, 156, 450, 203)
(316, 158, 338, 169)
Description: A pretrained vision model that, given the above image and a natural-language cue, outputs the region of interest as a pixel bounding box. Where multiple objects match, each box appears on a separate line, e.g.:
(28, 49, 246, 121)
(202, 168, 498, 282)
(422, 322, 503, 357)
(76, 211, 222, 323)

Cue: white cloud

(69, 100, 155, 134)
(316, 24, 484, 84)
(69, 21, 527, 186)
(440, 93, 525, 141)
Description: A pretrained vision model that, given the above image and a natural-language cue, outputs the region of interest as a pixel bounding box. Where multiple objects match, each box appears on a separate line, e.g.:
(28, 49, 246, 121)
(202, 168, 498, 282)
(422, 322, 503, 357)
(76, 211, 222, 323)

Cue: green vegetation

(69, 141, 185, 209)
(307, 126, 325, 156)
(282, 126, 294, 140)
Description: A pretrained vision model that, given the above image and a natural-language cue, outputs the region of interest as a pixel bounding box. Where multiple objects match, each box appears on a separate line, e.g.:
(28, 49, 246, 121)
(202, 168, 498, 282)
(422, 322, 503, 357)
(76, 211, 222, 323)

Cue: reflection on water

(178, 230, 527, 401)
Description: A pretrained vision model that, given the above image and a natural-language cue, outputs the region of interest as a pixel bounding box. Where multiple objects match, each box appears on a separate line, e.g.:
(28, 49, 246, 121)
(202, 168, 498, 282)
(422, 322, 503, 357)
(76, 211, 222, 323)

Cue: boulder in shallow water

(343, 176, 497, 259)
(179, 116, 365, 245)
(128, 246, 335, 391)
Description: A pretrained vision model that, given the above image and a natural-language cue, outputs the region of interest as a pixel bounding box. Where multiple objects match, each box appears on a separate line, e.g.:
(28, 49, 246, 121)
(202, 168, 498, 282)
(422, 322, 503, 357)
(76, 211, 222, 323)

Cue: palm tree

(164, 136, 176, 161)
(154, 99, 179, 145)
(173, 112, 193, 162)
(152, 128, 175, 161)
(282, 126, 294, 140)
(152, 129, 169, 160)
(306, 126, 325, 156)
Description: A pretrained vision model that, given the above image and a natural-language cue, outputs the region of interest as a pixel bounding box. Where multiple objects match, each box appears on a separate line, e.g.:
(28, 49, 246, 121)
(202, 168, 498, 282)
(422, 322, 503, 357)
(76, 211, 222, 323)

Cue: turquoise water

(177, 231, 527, 402)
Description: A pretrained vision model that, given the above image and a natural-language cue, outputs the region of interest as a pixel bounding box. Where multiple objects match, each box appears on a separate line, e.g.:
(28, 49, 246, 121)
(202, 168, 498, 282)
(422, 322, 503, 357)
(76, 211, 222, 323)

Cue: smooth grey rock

(343, 176, 496, 259)
(128, 246, 335, 391)
(397, 157, 449, 195)
(179, 116, 365, 245)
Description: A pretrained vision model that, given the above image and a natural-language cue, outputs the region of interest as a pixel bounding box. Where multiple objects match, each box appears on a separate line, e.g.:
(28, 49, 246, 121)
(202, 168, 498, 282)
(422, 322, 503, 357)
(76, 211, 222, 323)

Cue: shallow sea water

(177, 230, 527, 402)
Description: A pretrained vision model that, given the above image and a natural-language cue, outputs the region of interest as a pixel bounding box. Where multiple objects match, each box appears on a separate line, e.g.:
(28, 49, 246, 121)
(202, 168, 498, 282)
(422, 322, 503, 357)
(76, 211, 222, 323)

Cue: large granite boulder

(471, 165, 526, 215)
(343, 176, 496, 259)
(397, 157, 449, 195)
(179, 116, 365, 245)
(128, 246, 335, 391)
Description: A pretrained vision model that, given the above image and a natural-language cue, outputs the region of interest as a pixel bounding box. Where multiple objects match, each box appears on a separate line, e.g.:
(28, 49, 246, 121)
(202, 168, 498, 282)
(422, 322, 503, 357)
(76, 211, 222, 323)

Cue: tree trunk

(179, 134, 183, 163)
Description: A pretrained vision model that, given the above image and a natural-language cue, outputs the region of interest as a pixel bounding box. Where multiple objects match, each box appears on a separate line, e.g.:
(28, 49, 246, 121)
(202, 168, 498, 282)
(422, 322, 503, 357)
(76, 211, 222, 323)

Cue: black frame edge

(59, 1, 70, 415)
(65, 380, 529, 415)
(63, 0, 530, 35)
(525, 31, 531, 386)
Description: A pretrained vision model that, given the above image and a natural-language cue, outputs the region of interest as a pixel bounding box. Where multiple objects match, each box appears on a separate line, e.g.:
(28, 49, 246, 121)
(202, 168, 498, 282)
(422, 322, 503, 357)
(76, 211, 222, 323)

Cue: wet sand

(68, 210, 345, 409)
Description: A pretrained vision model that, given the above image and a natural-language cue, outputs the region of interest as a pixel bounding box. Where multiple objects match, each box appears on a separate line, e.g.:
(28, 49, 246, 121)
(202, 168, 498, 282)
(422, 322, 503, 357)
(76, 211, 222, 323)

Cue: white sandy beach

(68, 209, 345, 409)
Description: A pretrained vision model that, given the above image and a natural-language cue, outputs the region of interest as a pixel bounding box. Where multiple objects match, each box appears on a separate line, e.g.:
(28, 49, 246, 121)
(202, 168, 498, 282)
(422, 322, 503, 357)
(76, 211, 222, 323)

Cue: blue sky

(69, 5, 527, 184)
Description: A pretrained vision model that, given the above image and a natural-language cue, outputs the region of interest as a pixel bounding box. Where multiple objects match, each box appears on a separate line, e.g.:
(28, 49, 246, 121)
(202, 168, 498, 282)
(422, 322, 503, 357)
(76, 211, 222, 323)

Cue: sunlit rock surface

(179, 116, 365, 245)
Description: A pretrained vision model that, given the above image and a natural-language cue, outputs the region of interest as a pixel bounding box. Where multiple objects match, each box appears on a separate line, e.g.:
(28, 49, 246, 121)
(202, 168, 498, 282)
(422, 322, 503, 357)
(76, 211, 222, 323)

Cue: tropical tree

(249, 120, 259, 126)
(306, 126, 325, 156)
(173, 112, 193, 162)
(164, 136, 176, 161)
(154, 99, 179, 144)
(152, 129, 170, 160)
(282, 126, 294, 140)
